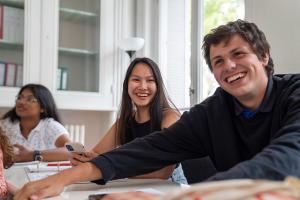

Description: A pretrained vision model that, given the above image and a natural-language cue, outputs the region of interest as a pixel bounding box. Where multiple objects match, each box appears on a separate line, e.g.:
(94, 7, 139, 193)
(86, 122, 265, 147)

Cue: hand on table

(13, 144, 34, 162)
(13, 174, 65, 200)
(70, 151, 98, 166)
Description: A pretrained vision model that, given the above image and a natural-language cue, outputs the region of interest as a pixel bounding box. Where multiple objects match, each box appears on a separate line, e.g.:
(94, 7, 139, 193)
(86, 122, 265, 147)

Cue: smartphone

(65, 142, 86, 153)
(88, 194, 106, 200)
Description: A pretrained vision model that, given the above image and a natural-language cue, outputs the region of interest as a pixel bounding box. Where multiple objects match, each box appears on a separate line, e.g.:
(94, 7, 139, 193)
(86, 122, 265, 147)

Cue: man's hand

(13, 144, 34, 162)
(14, 162, 102, 199)
(14, 174, 65, 200)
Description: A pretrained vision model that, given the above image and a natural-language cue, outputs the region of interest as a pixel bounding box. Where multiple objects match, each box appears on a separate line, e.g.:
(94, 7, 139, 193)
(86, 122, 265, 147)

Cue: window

(201, 0, 245, 99)
(154, 0, 244, 110)
(159, 0, 192, 110)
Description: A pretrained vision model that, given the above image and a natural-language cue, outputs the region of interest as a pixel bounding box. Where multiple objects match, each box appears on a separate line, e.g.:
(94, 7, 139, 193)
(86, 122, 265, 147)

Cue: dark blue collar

(234, 75, 274, 119)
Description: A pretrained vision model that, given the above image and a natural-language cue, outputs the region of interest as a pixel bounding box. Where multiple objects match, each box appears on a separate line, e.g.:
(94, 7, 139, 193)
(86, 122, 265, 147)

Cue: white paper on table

(26, 171, 57, 181)
(13, 161, 39, 167)
(26, 164, 71, 173)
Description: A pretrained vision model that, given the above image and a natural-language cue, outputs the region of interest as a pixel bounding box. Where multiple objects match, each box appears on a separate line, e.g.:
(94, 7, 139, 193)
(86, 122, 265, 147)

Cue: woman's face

(128, 63, 157, 109)
(15, 88, 43, 120)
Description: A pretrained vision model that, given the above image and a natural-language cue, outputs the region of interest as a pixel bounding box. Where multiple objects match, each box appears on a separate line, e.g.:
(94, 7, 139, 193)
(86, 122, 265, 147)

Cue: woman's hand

(69, 151, 98, 166)
(13, 144, 34, 162)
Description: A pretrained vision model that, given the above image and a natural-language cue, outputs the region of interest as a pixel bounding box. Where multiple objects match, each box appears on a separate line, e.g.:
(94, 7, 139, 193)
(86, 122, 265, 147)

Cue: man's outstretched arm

(14, 162, 102, 200)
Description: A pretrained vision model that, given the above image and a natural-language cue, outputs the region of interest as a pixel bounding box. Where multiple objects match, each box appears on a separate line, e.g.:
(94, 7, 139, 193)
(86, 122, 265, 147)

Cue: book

(61, 68, 68, 90)
(0, 5, 24, 42)
(0, 5, 3, 39)
(56, 67, 62, 90)
(0, 62, 5, 86)
(57, 67, 68, 90)
(5, 63, 17, 86)
(16, 64, 23, 87)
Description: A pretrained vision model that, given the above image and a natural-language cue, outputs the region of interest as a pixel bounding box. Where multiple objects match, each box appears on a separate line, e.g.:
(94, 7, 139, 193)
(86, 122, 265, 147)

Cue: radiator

(65, 124, 85, 145)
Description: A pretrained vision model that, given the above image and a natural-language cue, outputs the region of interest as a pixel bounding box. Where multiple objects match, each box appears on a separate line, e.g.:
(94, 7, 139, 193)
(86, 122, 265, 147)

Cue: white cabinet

(0, 0, 118, 111)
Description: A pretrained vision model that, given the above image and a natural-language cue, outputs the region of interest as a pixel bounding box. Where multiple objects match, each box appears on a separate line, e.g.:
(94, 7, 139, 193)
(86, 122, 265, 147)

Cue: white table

(5, 163, 181, 200)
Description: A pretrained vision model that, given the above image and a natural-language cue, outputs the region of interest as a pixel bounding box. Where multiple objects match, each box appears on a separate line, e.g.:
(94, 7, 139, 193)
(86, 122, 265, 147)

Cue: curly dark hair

(0, 127, 14, 169)
(202, 19, 274, 75)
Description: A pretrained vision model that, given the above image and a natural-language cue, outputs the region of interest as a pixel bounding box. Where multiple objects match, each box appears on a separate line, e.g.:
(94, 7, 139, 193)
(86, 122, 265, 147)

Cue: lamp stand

(125, 50, 136, 59)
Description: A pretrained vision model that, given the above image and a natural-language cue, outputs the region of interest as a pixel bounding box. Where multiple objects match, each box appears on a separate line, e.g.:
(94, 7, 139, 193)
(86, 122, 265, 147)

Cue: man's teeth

(227, 73, 245, 83)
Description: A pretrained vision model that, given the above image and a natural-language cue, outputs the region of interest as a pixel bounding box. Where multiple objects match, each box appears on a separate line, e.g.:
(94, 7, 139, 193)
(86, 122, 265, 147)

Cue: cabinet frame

(0, 0, 121, 111)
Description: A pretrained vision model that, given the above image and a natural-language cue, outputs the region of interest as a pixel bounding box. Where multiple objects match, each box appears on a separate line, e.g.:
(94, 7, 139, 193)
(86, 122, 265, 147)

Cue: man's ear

(262, 53, 270, 67)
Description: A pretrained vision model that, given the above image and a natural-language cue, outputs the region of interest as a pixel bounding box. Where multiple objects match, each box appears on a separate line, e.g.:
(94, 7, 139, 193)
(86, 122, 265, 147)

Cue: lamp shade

(119, 37, 145, 52)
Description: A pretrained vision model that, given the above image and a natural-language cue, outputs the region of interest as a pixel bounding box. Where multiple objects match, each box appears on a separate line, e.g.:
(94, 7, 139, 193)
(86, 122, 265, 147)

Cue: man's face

(210, 35, 269, 107)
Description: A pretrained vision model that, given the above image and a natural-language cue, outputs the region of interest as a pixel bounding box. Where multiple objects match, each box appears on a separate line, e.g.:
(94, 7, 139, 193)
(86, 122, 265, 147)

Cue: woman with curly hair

(0, 127, 17, 199)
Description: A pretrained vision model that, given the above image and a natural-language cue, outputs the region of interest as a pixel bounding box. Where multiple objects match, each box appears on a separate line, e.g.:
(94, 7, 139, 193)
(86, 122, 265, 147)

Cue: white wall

(245, 0, 300, 74)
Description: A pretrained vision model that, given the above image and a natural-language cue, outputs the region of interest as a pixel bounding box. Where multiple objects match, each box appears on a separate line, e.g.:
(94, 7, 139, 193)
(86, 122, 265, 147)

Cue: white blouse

(0, 118, 68, 150)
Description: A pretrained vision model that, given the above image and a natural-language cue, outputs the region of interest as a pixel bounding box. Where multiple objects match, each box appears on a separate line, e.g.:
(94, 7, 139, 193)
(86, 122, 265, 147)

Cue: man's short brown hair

(202, 19, 274, 75)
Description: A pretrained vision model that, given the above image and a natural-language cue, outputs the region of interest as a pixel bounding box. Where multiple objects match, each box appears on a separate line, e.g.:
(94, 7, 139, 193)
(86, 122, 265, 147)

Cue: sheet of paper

(26, 171, 57, 181)
(13, 161, 39, 167)
(26, 164, 71, 173)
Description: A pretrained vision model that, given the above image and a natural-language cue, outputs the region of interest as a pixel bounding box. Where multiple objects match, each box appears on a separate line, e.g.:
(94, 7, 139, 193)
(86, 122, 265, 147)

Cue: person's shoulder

(183, 87, 233, 120)
(0, 118, 7, 125)
(194, 87, 229, 109)
(162, 108, 180, 116)
(162, 108, 180, 119)
(273, 74, 300, 91)
(41, 118, 63, 127)
(0, 118, 17, 128)
(0, 118, 19, 138)
(274, 73, 300, 82)
(41, 117, 59, 123)
(162, 108, 181, 128)
(42, 118, 67, 135)
(40, 117, 53, 124)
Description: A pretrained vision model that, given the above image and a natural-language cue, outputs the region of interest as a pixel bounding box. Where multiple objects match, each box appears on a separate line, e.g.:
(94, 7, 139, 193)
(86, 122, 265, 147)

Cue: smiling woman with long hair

(70, 57, 187, 184)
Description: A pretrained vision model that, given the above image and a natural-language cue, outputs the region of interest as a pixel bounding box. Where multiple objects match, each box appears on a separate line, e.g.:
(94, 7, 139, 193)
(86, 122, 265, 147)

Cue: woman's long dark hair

(2, 84, 61, 123)
(116, 57, 178, 145)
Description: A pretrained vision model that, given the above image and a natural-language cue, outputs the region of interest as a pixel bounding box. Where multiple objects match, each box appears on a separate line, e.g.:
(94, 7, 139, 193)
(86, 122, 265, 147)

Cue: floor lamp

(119, 37, 145, 61)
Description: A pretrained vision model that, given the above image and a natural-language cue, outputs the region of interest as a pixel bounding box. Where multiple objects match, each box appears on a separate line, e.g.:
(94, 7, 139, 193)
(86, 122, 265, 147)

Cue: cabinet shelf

(0, 0, 23, 8)
(0, 40, 23, 50)
(0, 41, 96, 56)
(59, 47, 97, 57)
(59, 7, 98, 22)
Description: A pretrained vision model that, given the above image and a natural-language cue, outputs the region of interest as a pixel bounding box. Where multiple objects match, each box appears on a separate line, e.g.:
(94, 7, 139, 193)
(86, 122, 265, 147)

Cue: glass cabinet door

(57, 0, 100, 92)
(0, 0, 24, 88)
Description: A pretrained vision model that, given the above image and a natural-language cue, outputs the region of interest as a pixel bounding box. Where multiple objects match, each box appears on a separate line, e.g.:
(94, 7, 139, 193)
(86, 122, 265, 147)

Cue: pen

(47, 163, 71, 166)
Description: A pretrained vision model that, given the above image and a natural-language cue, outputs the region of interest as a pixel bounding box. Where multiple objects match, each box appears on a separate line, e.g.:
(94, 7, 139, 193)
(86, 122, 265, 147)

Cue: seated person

(71, 57, 187, 184)
(0, 127, 17, 199)
(0, 84, 71, 162)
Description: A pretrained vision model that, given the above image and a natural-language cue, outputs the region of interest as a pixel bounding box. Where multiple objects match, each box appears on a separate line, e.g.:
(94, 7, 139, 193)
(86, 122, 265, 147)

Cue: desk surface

(5, 163, 181, 200)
